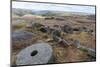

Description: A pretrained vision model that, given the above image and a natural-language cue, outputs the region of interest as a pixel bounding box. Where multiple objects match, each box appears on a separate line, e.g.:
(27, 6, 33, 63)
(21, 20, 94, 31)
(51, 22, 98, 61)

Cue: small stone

(39, 27, 47, 33)
(74, 40, 81, 48)
(52, 30, 61, 37)
(45, 38, 53, 42)
(87, 48, 96, 57)
(62, 25, 73, 34)
(32, 23, 44, 30)
(73, 28, 80, 31)
(79, 27, 87, 32)
(52, 30, 61, 42)
(39, 26, 53, 34)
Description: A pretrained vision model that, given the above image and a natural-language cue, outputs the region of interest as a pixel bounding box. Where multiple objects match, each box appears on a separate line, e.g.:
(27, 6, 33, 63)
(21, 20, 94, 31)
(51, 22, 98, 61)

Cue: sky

(12, 1, 95, 14)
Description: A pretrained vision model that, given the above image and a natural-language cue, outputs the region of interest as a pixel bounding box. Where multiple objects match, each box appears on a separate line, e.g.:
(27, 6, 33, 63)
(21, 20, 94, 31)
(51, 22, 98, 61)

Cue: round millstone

(16, 43, 53, 65)
(12, 30, 34, 41)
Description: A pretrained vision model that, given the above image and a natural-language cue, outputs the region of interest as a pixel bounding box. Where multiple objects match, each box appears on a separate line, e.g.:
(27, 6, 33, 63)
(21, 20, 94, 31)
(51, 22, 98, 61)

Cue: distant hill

(12, 8, 95, 17)
(12, 8, 34, 16)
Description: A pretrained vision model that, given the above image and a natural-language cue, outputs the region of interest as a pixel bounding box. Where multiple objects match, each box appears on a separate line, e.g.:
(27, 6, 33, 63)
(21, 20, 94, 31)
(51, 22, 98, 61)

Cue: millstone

(74, 40, 96, 57)
(12, 30, 34, 41)
(16, 43, 53, 65)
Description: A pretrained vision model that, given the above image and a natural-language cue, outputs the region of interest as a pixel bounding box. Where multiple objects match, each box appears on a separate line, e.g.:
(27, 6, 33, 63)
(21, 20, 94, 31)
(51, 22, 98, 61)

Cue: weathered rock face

(12, 30, 34, 41)
(16, 43, 53, 65)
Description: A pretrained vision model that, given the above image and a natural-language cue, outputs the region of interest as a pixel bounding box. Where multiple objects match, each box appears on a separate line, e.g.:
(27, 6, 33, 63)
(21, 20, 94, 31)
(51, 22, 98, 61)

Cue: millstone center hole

(31, 50, 38, 56)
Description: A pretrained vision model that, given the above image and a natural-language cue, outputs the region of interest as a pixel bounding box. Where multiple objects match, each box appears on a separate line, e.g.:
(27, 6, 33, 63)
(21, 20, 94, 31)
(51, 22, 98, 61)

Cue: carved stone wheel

(16, 43, 53, 65)
(12, 30, 34, 41)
